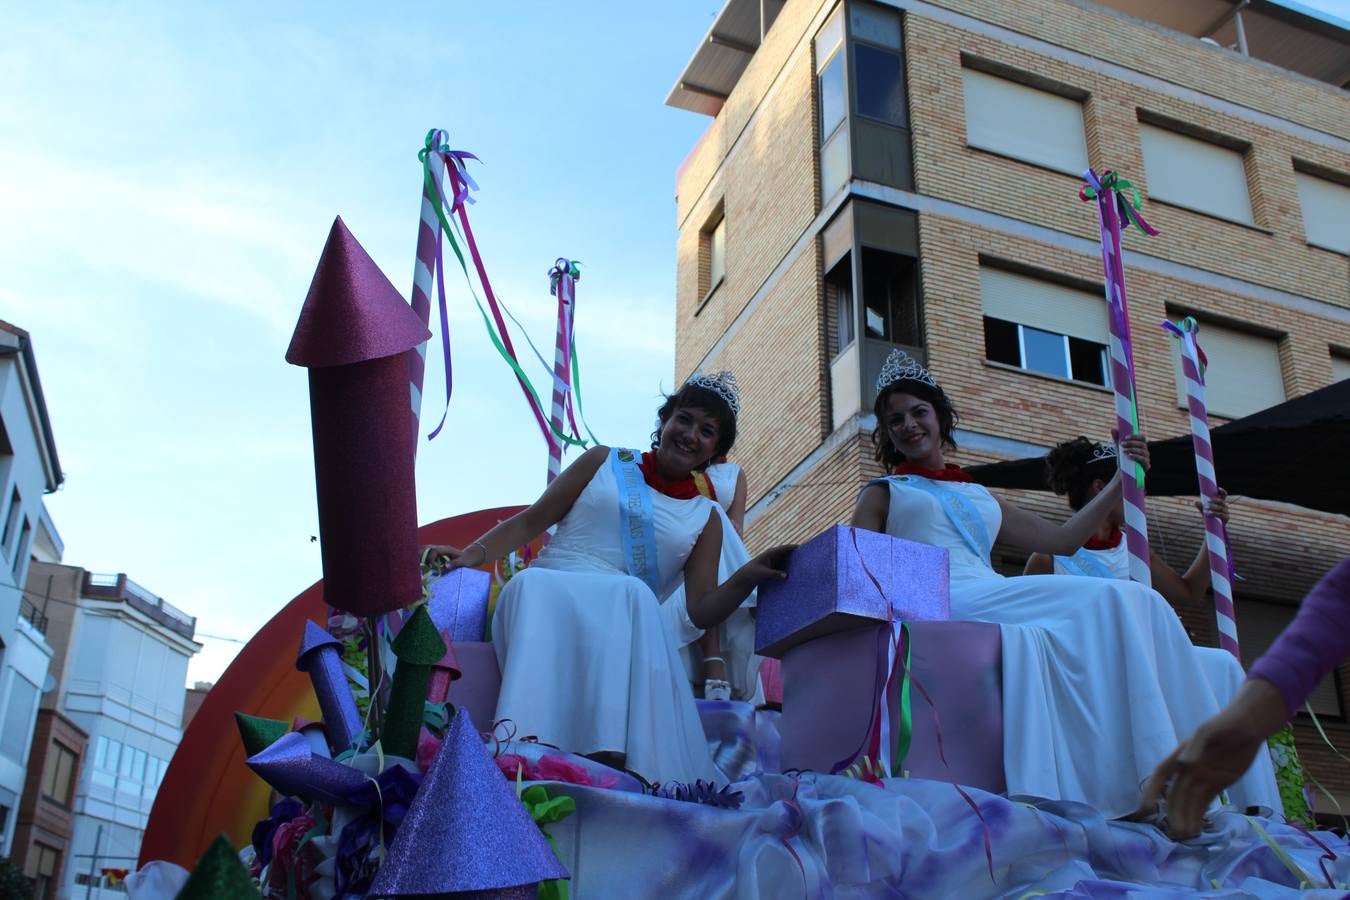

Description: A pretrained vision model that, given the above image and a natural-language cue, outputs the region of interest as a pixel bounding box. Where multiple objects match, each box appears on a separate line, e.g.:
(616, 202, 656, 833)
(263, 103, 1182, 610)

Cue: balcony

(20, 595, 49, 634)
(81, 573, 196, 640)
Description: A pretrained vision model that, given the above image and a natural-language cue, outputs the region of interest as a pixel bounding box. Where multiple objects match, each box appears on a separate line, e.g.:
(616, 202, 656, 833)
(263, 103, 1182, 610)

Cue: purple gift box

(754, 525, 949, 659)
(427, 567, 492, 642)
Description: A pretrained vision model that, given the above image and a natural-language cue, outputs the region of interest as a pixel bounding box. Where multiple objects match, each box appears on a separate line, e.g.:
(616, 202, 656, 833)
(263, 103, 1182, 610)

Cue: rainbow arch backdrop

(140, 506, 529, 869)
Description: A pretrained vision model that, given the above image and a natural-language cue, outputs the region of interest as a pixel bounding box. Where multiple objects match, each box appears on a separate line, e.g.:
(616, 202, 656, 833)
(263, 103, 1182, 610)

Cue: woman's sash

(609, 448, 662, 596)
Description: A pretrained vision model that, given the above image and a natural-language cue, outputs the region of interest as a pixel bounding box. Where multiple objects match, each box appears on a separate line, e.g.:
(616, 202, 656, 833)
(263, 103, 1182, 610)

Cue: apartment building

(667, 0, 1350, 815)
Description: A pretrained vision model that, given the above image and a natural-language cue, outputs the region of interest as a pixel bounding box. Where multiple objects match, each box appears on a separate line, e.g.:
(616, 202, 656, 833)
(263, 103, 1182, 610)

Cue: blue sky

(4, 1, 1347, 685)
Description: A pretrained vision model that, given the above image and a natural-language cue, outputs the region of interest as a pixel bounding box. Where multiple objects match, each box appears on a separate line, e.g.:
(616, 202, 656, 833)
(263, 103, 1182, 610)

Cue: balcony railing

(19, 595, 49, 634)
(81, 572, 197, 640)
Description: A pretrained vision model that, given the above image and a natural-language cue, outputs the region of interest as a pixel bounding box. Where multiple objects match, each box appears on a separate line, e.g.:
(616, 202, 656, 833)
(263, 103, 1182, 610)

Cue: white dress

(492, 455, 722, 785)
(660, 463, 765, 702)
(879, 477, 1282, 817)
(1053, 542, 1281, 812)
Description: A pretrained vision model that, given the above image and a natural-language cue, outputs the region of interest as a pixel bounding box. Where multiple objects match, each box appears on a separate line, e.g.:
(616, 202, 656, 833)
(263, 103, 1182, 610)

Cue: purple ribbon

(335, 765, 424, 897)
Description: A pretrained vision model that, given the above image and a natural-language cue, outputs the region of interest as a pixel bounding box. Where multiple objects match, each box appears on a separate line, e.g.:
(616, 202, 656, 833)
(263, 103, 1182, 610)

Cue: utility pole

(83, 824, 103, 900)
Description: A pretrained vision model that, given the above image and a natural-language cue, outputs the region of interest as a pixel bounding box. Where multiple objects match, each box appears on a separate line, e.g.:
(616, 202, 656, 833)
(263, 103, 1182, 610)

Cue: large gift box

(754, 525, 949, 659)
(427, 567, 492, 642)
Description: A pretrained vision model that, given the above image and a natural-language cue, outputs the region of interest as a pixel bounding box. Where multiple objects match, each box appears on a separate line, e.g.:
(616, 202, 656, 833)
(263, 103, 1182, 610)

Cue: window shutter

(1139, 124, 1254, 226)
(961, 70, 1088, 176)
(980, 268, 1108, 344)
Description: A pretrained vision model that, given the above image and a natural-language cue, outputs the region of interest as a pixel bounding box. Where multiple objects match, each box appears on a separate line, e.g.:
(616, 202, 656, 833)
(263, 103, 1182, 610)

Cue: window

(12, 517, 31, 578)
(961, 68, 1088, 176)
(980, 268, 1109, 386)
(0, 674, 38, 762)
(30, 842, 60, 900)
(1, 486, 20, 552)
(816, 6, 847, 200)
(1138, 123, 1254, 225)
(861, 248, 920, 346)
(698, 208, 726, 306)
(1332, 353, 1350, 384)
(1169, 319, 1285, 418)
(851, 5, 905, 126)
(1294, 170, 1350, 255)
(826, 257, 854, 356)
(1236, 599, 1342, 718)
(41, 742, 77, 806)
(709, 217, 726, 292)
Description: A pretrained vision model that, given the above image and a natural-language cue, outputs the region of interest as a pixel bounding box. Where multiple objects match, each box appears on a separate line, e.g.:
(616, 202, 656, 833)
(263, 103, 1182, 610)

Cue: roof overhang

(0, 322, 63, 493)
(666, 0, 787, 115)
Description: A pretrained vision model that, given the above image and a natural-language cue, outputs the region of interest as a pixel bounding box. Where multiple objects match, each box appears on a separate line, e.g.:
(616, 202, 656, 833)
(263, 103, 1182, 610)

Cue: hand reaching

(422, 543, 486, 573)
(736, 544, 796, 589)
(1112, 427, 1151, 472)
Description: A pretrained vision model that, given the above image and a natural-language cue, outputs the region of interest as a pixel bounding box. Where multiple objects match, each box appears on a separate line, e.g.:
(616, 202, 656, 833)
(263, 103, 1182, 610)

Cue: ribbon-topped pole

(1162, 317, 1241, 660)
(1081, 169, 1158, 587)
(547, 259, 581, 485)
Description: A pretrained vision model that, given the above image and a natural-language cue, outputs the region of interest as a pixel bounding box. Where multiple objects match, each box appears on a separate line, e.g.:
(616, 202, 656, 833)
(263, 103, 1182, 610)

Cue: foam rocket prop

(367, 709, 569, 897)
(246, 732, 369, 805)
(233, 712, 289, 758)
(296, 619, 363, 753)
(382, 605, 447, 759)
(427, 635, 461, 705)
(175, 834, 262, 899)
(286, 217, 430, 618)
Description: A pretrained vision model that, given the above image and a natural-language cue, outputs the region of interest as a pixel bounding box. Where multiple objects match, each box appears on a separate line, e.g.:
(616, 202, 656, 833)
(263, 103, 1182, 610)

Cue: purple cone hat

(367, 709, 569, 896)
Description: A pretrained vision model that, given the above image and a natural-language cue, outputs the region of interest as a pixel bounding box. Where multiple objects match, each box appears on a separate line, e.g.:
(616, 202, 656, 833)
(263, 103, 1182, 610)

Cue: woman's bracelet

(469, 540, 489, 566)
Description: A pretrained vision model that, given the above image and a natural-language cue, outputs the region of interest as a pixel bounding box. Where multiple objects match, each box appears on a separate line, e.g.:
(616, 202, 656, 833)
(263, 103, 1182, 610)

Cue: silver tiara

(686, 370, 741, 418)
(1090, 442, 1118, 463)
(876, 349, 938, 392)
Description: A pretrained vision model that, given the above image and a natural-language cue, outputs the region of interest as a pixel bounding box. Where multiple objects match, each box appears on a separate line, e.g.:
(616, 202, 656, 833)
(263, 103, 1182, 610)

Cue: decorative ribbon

(519, 784, 576, 900)
(1161, 316, 1241, 658)
(1082, 167, 1154, 587)
(547, 259, 580, 485)
(881, 475, 992, 561)
(416, 129, 586, 450)
(1079, 169, 1158, 237)
(1054, 547, 1117, 580)
(610, 448, 662, 596)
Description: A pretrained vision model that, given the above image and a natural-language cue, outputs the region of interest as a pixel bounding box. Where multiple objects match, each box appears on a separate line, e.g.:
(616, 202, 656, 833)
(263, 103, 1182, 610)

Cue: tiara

(876, 349, 938, 392)
(686, 370, 741, 418)
(1090, 442, 1118, 463)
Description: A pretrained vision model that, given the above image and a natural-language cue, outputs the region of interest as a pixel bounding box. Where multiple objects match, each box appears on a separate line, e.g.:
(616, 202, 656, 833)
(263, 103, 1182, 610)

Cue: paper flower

(266, 814, 320, 897)
(250, 798, 304, 874)
(653, 779, 745, 810)
(535, 753, 618, 789)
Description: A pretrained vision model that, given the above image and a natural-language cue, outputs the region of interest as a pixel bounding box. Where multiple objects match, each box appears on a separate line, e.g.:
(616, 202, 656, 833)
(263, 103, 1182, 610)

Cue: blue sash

(1055, 547, 1117, 580)
(873, 475, 993, 561)
(609, 448, 662, 597)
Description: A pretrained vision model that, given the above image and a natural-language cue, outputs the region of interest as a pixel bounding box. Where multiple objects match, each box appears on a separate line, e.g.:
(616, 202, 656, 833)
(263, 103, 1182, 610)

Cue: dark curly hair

(1045, 436, 1117, 510)
(649, 383, 737, 470)
(871, 379, 959, 468)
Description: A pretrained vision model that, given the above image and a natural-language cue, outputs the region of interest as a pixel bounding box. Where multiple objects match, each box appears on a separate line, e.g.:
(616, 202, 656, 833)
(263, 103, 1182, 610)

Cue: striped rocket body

(1094, 189, 1153, 587)
(407, 129, 448, 451)
(1175, 326, 1242, 660)
(547, 269, 576, 485)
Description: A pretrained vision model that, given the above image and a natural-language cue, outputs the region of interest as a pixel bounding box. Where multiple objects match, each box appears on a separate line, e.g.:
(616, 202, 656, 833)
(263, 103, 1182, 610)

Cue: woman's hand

(733, 545, 796, 590)
(422, 543, 485, 573)
(1196, 488, 1230, 524)
(1112, 427, 1150, 473)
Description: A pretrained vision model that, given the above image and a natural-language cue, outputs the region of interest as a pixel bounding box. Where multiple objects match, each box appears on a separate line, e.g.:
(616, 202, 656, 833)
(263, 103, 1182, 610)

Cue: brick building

(667, 0, 1350, 815)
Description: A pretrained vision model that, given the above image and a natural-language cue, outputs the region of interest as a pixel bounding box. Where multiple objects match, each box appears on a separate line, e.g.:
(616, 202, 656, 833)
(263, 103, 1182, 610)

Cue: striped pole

(546, 260, 578, 485)
(1084, 170, 1153, 586)
(407, 128, 449, 451)
(1164, 317, 1241, 660)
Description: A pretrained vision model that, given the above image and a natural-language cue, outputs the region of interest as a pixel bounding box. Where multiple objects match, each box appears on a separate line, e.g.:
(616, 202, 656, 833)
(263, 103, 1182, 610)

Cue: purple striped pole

(546, 260, 578, 485)
(1164, 317, 1241, 660)
(407, 128, 448, 451)
(1084, 170, 1152, 586)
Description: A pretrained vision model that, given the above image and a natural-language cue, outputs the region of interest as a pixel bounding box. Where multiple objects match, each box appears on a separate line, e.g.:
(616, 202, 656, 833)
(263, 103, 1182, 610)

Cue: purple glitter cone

(246, 731, 369, 805)
(296, 619, 363, 753)
(367, 709, 569, 896)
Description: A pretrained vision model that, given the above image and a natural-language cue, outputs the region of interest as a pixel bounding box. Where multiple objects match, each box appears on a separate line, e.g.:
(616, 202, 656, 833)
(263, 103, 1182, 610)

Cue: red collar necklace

(1084, 527, 1123, 551)
(639, 451, 717, 501)
(892, 461, 972, 483)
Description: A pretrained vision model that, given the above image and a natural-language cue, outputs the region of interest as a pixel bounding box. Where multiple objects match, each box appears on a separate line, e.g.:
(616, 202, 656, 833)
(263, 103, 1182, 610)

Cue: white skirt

(493, 565, 721, 785)
(955, 572, 1282, 818)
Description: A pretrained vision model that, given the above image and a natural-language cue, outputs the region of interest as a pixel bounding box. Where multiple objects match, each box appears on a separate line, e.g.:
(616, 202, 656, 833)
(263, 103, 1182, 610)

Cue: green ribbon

(893, 623, 913, 777)
(519, 785, 576, 900)
(1082, 170, 1153, 235)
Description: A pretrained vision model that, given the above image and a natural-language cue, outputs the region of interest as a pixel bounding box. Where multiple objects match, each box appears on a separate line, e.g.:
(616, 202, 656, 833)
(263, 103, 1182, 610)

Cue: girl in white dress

(849, 350, 1281, 817)
(427, 373, 790, 784)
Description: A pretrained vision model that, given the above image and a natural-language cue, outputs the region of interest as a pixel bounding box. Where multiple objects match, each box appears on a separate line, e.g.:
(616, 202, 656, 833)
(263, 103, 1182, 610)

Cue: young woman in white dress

(427, 373, 790, 784)
(849, 350, 1281, 817)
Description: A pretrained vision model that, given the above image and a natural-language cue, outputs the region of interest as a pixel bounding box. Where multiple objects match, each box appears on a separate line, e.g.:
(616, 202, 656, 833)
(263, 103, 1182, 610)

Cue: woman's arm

(850, 483, 890, 533)
(1147, 491, 1231, 605)
(683, 509, 793, 628)
(1023, 552, 1055, 575)
(996, 433, 1149, 556)
(727, 468, 748, 536)
(1178, 491, 1229, 600)
(425, 445, 610, 569)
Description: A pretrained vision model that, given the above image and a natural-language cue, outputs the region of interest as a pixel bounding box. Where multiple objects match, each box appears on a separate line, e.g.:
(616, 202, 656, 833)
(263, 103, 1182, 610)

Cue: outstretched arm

(997, 432, 1149, 556)
(425, 445, 610, 570)
(1147, 490, 1231, 605)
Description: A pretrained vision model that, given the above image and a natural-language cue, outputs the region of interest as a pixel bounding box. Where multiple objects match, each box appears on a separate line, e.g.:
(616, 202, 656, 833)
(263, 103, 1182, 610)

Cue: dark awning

(965, 379, 1350, 516)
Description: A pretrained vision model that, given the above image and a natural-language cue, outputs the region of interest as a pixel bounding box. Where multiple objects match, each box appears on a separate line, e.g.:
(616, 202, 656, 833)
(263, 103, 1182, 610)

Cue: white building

(0, 321, 62, 860)
(25, 563, 200, 898)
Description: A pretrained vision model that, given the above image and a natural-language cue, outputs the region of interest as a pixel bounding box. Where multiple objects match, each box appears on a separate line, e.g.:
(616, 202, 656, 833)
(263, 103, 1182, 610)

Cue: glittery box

(427, 568, 492, 642)
(754, 525, 949, 659)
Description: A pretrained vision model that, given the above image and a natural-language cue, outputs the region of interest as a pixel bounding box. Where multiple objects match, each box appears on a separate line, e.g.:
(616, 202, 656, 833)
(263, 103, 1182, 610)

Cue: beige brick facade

(672, 0, 1350, 815)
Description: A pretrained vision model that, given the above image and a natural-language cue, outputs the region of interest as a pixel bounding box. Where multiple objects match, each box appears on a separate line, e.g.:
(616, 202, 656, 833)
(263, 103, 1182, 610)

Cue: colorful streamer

(1082, 168, 1156, 587)
(1161, 316, 1240, 658)
(547, 259, 580, 485)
